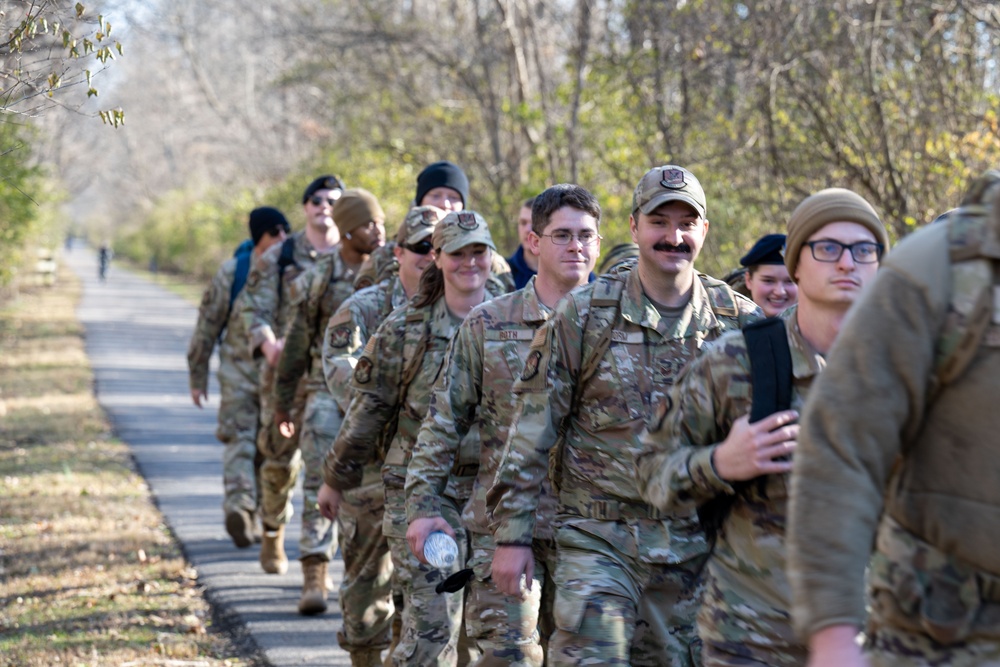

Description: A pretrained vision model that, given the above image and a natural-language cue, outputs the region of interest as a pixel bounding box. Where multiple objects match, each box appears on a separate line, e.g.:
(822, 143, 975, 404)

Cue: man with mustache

(635, 189, 888, 666)
(488, 166, 761, 666)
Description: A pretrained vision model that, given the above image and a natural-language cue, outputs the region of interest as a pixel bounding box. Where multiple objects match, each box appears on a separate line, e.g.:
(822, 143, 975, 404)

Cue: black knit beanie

(248, 207, 290, 245)
(415, 161, 469, 206)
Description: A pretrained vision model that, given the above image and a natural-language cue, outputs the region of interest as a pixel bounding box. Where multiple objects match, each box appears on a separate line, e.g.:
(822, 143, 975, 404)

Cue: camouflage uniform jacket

(636, 305, 822, 654)
(240, 230, 327, 357)
(323, 295, 485, 500)
(405, 276, 557, 539)
(187, 257, 257, 392)
(321, 275, 408, 414)
(275, 247, 358, 411)
(488, 268, 761, 562)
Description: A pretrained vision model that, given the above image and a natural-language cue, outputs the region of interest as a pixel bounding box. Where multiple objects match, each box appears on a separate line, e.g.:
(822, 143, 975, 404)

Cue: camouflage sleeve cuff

(491, 515, 536, 547)
(687, 446, 736, 498)
(323, 465, 363, 492)
(406, 497, 443, 524)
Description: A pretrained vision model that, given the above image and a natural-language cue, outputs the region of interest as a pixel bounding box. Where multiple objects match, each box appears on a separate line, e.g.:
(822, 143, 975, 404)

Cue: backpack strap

(744, 318, 794, 420)
(933, 172, 1000, 390)
(228, 239, 255, 312)
(275, 236, 299, 312)
(380, 307, 431, 463)
(549, 275, 626, 493)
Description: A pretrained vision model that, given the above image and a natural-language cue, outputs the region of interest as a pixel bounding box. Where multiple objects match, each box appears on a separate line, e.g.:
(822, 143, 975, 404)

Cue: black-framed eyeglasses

(266, 224, 291, 237)
(308, 193, 340, 207)
(403, 240, 434, 255)
(540, 230, 602, 246)
(805, 240, 883, 264)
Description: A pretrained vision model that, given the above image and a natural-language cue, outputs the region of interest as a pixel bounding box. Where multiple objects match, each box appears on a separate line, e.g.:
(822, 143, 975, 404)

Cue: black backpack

(697, 317, 792, 544)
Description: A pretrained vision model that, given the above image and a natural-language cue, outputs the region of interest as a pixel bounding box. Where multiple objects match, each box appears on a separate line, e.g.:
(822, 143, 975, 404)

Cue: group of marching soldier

(189, 160, 1000, 667)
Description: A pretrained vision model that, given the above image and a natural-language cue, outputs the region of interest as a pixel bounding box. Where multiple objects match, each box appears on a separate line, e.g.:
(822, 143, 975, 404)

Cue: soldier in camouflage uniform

(488, 166, 761, 667)
(405, 185, 602, 667)
(317, 206, 445, 666)
(188, 207, 290, 548)
(322, 211, 500, 667)
(789, 173, 1000, 667)
(275, 189, 386, 615)
(240, 175, 344, 576)
(635, 189, 888, 666)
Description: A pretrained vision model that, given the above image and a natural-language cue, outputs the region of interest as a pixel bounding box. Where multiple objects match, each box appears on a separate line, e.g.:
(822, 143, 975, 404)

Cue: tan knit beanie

(785, 188, 888, 279)
(333, 189, 384, 236)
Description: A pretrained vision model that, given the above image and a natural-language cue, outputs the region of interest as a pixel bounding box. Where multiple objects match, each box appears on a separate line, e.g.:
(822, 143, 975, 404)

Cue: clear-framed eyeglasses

(804, 240, 883, 264)
(540, 230, 602, 246)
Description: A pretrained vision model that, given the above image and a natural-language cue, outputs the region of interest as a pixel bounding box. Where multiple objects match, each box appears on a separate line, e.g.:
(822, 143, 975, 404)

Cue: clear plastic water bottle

(423, 531, 458, 569)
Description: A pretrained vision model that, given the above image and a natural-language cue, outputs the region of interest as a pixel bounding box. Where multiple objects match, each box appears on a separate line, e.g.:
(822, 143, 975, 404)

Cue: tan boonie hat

(398, 205, 446, 246)
(632, 165, 707, 218)
(433, 211, 497, 254)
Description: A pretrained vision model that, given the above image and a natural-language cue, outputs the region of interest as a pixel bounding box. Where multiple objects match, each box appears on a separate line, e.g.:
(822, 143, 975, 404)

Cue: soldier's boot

(224, 508, 255, 549)
(260, 524, 288, 575)
(298, 555, 328, 615)
(349, 649, 383, 667)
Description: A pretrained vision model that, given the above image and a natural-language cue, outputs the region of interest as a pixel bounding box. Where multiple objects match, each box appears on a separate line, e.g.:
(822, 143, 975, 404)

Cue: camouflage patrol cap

(397, 205, 446, 246)
(632, 165, 707, 218)
(433, 211, 497, 254)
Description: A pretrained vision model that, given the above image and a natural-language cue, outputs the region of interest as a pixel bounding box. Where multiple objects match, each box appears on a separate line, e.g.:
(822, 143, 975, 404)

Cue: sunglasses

(308, 194, 340, 207)
(403, 240, 434, 255)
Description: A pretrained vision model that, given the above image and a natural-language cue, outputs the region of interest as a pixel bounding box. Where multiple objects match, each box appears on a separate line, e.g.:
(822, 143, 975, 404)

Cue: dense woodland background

(3, 0, 1000, 283)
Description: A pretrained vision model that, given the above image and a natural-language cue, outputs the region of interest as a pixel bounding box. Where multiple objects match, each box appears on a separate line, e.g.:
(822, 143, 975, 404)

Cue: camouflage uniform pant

(463, 533, 556, 667)
(698, 575, 806, 667)
(257, 363, 305, 529)
(337, 472, 395, 655)
(385, 488, 477, 666)
(296, 388, 341, 560)
(216, 361, 262, 515)
(548, 525, 706, 667)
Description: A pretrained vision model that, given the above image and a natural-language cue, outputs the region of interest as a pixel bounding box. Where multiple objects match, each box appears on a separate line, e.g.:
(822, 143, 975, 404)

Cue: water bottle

(423, 531, 458, 569)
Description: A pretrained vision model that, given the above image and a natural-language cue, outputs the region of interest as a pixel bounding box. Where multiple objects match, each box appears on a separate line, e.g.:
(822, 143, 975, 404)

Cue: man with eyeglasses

(314, 205, 446, 665)
(402, 184, 601, 666)
(789, 174, 1000, 667)
(488, 166, 761, 666)
(240, 175, 343, 579)
(634, 188, 887, 666)
(273, 189, 387, 616)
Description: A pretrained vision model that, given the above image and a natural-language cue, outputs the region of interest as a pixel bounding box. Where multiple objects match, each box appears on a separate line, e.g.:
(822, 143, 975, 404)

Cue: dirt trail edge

(65, 245, 351, 667)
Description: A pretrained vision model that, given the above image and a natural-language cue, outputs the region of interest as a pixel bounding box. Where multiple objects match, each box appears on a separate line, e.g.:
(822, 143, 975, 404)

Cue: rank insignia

(521, 350, 542, 381)
(329, 325, 351, 349)
(660, 167, 686, 189)
(354, 357, 373, 384)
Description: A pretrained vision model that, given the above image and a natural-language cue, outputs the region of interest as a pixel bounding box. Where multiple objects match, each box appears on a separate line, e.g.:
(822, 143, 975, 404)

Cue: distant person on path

(239, 175, 343, 585)
(187, 207, 290, 548)
(98, 243, 112, 281)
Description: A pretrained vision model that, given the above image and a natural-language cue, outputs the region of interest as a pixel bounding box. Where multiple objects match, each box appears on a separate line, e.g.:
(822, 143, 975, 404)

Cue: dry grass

(0, 268, 249, 667)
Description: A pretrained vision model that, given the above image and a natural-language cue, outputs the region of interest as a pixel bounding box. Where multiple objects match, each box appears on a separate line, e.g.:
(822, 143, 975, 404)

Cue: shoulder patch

(521, 350, 543, 381)
(328, 324, 352, 349)
(354, 356, 373, 384)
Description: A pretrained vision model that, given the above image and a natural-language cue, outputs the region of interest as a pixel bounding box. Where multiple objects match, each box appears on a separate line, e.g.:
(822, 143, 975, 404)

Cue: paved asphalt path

(66, 245, 353, 666)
